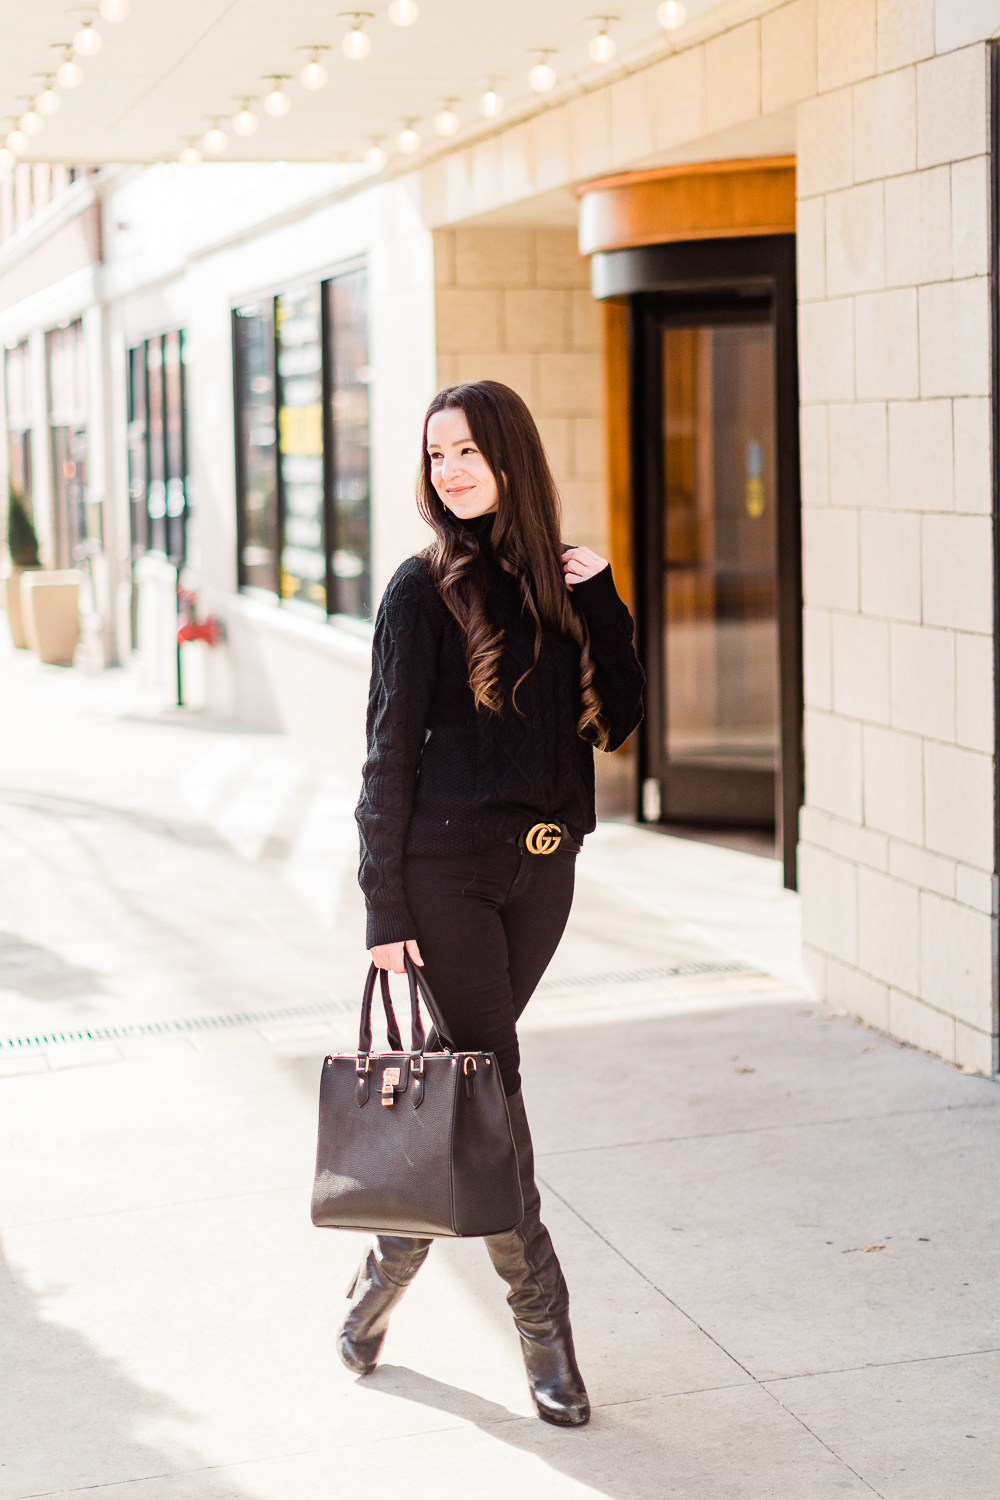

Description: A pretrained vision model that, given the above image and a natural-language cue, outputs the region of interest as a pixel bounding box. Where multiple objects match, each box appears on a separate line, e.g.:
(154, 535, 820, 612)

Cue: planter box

(4, 567, 41, 649)
(20, 569, 83, 665)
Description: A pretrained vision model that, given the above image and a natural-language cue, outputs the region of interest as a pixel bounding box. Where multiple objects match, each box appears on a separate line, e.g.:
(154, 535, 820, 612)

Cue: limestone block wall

(432, 227, 607, 556)
(795, 32, 995, 1073)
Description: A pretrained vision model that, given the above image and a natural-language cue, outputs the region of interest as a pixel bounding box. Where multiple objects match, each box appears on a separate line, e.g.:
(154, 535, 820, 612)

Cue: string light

(19, 104, 43, 136)
(434, 100, 460, 136)
(202, 119, 227, 153)
(366, 140, 387, 169)
(397, 119, 420, 153)
(528, 51, 557, 93)
(232, 99, 259, 135)
(388, 0, 419, 24)
(299, 46, 329, 90)
(73, 19, 103, 57)
(262, 77, 292, 116)
(99, 0, 129, 18)
(53, 47, 84, 89)
(587, 17, 619, 63)
(479, 81, 505, 118)
(6, 127, 28, 154)
(340, 13, 374, 59)
(656, 1, 687, 29)
(179, 141, 202, 165)
(36, 77, 61, 115)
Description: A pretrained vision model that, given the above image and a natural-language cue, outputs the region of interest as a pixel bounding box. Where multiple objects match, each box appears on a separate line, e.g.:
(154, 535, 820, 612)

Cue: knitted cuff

(365, 904, 419, 950)
(572, 565, 631, 632)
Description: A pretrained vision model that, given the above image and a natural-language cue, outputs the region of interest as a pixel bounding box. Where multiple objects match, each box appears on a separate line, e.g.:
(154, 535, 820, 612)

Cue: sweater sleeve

(355, 562, 443, 948)
(571, 565, 645, 752)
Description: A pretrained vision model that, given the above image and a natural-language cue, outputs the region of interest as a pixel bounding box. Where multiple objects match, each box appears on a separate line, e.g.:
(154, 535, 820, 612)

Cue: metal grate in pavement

(0, 958, 765, 1052)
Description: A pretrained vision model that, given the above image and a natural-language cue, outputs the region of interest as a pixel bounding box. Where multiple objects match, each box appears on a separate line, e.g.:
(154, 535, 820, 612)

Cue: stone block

(818, 0, 876, 90)
(803, 506, 859, 610)
(797, 88, 854, 197)
(953, 398, 991, 514)
(888, 838, 955, 898)
(470, 138, 502, 215)
(825, 182, 886, 296)
(610, 72, 655, 168)
(799, 299, 855, 401)
(559, 480, 605, 549)
(951, 155, 989, 280)
(456, 352, 537, 408)
(916, 46, 988, 170)
(503, 290, 571, 353)
(887, 399, 954, 511)
(955, 631, 994, 753)
(535, 231, 589, 289)
(889, 622, 955, 741)
(919, 889, 993, 1027)
(651, 47, 707, 152)
(569, 91, 613, 181)
(888, 988, 955, 1060)
(833, 613, 890, 723)
(804, 605, 832, 710)
(829, 401, 888, 508)
(800, 404, 829, 505)
(536, 417, 572, 480)
(924, 740, 994, 869)
(863, 724, 923, 840)
(435, 353, 460, 389)
(955, 862, 993, 914)
(434, 230, 455, 287)
(532, 108, 571, 194)
(454, 229, 532, 288)
(805, 709, 863, 822)
(571, 415, 603, 480)
(799, 803, 831, 845)
(918, 278, 990, 399)
(876, 0, 935, 71)
(828, 815, 889, 869)
(798, 841, 859, 963)
(858, 867, 920, 992)
(706, 21, 761, 133)
(801, 941, 827, 997)
(954, 1020, 994, 1075)
(884, 167, 952, 287)
(538, 352, 602, 417)
(921, 514, 993, 633)
(860, 510, 920, 621)
(855, 287, 919, 399)
(571, 291, 603, 352)
(854, 69, 917, 183)
(826, 956, 890, 1028)
(436, 289, 502, 354)
(500, 123, 535, 204)
(797, 196, 826, 302)
(761, 0, 818, 112)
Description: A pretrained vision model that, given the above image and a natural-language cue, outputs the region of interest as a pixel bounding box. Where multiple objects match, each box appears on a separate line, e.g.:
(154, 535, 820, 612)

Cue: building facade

(1, 0, 997, 1075)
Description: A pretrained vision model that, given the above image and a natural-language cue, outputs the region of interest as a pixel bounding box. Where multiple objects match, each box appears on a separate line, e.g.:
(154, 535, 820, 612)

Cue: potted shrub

(5, 488, 41, 649)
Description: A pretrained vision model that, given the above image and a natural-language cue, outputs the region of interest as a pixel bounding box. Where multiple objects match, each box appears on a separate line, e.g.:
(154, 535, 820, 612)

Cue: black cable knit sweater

(356, 515, 645, 947)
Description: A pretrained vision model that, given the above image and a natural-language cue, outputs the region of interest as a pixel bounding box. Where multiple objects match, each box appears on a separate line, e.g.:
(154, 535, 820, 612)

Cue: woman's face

(427, 407, 499, 519)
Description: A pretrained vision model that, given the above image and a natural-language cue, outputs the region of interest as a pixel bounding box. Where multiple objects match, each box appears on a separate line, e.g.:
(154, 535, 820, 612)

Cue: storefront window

(327, 268, 371, 619)
(233, 301, 279, 594)
(276, 284, 325, 609)
(127, 330, 189, 566)
(47, 322, 89, 568)
(5, 340, 33, 516)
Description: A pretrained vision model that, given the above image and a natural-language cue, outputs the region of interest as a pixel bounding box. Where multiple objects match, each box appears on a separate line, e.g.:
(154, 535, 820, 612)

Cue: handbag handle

(358, 957, 426, 1060)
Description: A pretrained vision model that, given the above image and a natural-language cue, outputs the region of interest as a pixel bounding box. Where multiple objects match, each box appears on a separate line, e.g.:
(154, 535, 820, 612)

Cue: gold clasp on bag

(381, 1066, 401, 1106)
(525, 821, 562, 855)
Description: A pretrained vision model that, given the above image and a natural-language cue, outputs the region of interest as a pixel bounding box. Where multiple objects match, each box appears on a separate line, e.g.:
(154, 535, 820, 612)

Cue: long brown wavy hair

(417, 380, 607, 748)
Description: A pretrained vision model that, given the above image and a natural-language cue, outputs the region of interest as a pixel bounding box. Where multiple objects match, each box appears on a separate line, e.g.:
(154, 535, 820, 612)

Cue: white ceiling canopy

(0, 0, 726, 167)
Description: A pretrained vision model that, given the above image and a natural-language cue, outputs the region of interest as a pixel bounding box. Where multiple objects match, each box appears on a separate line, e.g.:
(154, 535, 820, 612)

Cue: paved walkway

(1, 628, 998, 1499)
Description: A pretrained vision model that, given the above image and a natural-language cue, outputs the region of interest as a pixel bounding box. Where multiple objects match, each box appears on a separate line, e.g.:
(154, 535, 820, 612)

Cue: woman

(345, 380, 644, 1427)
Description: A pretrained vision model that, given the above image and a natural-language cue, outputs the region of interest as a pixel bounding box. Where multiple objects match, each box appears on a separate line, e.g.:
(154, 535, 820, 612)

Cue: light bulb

(588, 31, 616, 62)
(528, 61, 557, 93)
(232, 103, 259, 136)
(36, 84, 61, 115)
(263, 83, 292, 116)
(0, 146, 15, 172)
(342, 26, 372, 60)
(656, 0, 687, 29)
(56, 56, 84, 89)
(301, 58, 328, 90)
(397, 124, 420, 153)
(366, 142, 387, 169)
(179, 143, 202, 165)
(480, 87, 504, 118)
(388, 0, 419, 23)
(6, 129, 27, 154)
(99, 0, 129, 18)
(20, 109, 43, 136)
(202, 123, 227, 153)
(73, 21, 103, 57)
(435, 105, 459, 136)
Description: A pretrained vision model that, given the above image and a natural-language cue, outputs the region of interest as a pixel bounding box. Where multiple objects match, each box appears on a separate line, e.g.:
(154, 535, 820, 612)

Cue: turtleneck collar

(457, 510, 497, 546)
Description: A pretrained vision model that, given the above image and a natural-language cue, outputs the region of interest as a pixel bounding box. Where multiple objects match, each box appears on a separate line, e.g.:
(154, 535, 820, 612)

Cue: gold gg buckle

(525, 821, 562, 855)
(381, 1066, 400, 1106)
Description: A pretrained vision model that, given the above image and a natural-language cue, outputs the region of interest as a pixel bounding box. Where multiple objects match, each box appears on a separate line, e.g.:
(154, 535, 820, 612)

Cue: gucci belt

(517, 821, 582, 856)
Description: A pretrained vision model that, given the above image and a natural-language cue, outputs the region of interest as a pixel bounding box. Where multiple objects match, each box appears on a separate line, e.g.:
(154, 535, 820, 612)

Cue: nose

(441, 452, 464, 482)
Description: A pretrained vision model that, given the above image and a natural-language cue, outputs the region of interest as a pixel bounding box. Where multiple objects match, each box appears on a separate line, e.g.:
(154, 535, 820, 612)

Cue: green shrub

(7, 488, 40, 569)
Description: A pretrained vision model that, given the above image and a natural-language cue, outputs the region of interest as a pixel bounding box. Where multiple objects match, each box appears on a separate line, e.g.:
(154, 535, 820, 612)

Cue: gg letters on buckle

(524, 822, 562, 855)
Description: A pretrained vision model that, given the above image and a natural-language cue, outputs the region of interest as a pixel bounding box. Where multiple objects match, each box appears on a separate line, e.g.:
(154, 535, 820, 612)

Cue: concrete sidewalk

(1, 636, 998, 1499)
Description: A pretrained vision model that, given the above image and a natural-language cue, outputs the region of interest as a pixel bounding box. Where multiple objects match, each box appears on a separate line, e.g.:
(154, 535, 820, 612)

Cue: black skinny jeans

(402, 842, 576, 1095)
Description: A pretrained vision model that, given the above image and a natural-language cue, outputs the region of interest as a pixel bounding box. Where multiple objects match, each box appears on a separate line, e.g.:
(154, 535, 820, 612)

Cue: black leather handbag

(311, 955, 524, 1237)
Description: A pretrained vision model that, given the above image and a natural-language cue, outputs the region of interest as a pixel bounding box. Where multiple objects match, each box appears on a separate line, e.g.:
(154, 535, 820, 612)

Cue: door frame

(592, 234, 803, 889)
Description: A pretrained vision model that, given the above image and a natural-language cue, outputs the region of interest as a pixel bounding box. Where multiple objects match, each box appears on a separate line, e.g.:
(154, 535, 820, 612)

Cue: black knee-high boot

(338, 1236, 432, 1375)
(484, 1091, 591, 1426)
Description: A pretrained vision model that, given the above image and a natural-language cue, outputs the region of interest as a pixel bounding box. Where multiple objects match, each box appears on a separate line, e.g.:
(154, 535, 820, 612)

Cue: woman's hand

(563, 546, 609, 591)
(369, 938, 424, 974)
